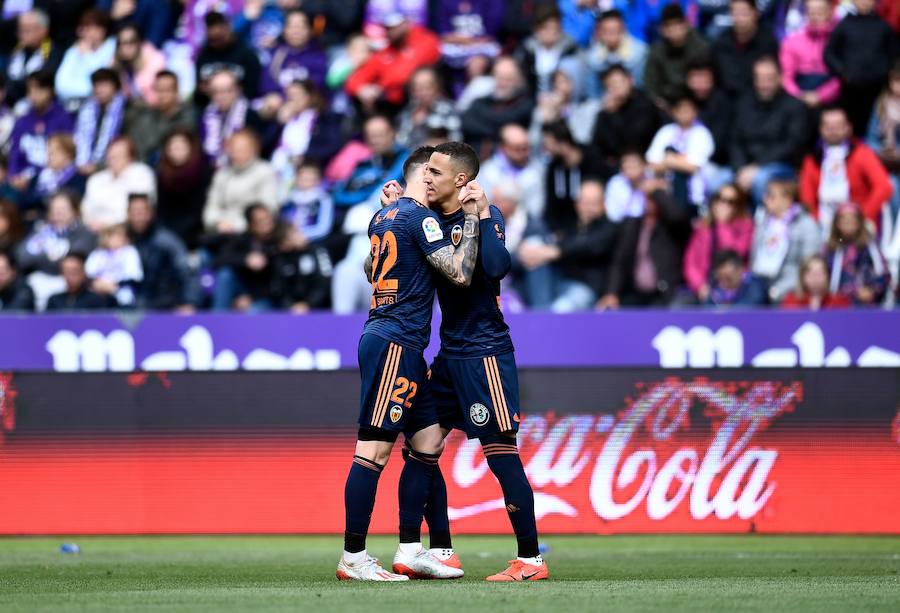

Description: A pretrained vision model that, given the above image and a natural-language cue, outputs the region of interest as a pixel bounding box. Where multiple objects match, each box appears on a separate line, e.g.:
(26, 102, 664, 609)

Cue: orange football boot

(486, 559, 549, 582)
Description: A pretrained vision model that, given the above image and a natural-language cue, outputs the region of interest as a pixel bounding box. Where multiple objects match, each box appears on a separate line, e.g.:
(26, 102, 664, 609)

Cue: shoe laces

(504, 559, 525, 574)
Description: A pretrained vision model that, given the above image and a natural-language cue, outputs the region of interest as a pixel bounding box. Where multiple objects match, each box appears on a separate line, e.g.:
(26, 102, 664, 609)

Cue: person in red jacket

(799, 105, 893, 234)
(781, 254, 852, 310)
(345, 13, 440, 113)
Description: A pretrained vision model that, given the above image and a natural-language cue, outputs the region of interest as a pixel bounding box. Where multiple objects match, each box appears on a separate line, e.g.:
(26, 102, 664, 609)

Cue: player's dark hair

(433, 141, 479, 180)
(403, 146, 435, 181)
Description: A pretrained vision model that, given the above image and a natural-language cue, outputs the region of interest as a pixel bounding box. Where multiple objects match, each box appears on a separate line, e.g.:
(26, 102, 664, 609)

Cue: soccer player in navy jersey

(381, 145, 550, 582)
(337, 145, 483, 582)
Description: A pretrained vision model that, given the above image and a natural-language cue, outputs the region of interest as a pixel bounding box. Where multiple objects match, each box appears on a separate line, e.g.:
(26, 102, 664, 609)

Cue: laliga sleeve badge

(451, 224, 462, 246)
(470, 403, 490, 426)
(390, 405, 403, 423)
(422, 217, 444, 243)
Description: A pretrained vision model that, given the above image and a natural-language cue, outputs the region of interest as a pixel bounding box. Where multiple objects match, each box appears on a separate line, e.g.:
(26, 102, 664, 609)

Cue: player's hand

(465, 180, 491, 219)
(380, 180, 403, 207)
(458, 183, 478, 215)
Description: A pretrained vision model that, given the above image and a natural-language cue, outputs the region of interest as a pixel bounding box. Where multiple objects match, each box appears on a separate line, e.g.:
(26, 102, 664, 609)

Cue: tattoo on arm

(363, 253, 373, 283)
(426, 214, 480, 287)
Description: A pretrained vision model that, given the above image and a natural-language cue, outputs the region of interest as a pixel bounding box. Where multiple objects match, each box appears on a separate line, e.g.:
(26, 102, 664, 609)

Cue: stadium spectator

(280, 161, 334, 245)
(155, 129, 212, 249)
(643, 4, 710, 107)
(461, 56, 534, 156)
(26, 134, 85, 212)
(298, 0, 366, 49)
(124, 71, 197, 162)
(600, 180, 693, 308)
(325, 33, 372, 92)
(514, 5, 579, 95)
(750, 178, 821, 302)
(540, 121, 599, 232)
(824, 202, 891, 305)
(0, 251, 34, 311)
(685, 59, 732, 173)
(731, 57, 808, 208)
(232, 0, 287, 56)
(111, 25, 166, 106)
(270, 79, 344, 186)
(704, 249, 768, 307)
(259, 9, 329, 102)
(212, 203, 280, 311)
(825, 0, 898, 138)
(480, 123, 546, 220)
(75, 69, 126, 176)
(54, 9, 116, 106)
(0, 200, 24, 252)
(530, 68, 600, 147)
(332, 115, 406, 209)
(499, 0, 557, 49)
(589, 64, 664, 181)
(126, 194, 197, 311)
(604, 149, 649, 223)
(800, 105, 892, 234)
(518, 179, 619, 311)
(584, 9, 648, 99)
(866, 62, 900, 227)
(195, 12, 262, 107)
(205, 129, 279, 234)
(81, 136, 156, 231)
(200, 69, 271, 167)
(711, 0, 779, 98)
(270, 223, 332, 312)
(431, 0, 503, 72)
(782, 254, 852, 309)
(46, 252, 117, 311)
(683, 184, 754, 303)
(345, 13, 440, 112)
(4, 9, 63, 106)
(95, 0, 173, 48)
(645, 93, 715, 214)
(15, 190, 96, 310)
(396, 67, 462, 149)
(779, 0, 841, 110)
(85, 223, 143, 308)
(6, 71, 73, 195)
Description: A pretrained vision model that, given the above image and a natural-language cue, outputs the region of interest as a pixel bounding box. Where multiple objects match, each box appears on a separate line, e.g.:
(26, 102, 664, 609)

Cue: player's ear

(454, 173, 467, 188)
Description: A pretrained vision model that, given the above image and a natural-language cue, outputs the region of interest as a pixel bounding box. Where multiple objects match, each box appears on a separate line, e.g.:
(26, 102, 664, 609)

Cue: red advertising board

(1, 371, 898, 534)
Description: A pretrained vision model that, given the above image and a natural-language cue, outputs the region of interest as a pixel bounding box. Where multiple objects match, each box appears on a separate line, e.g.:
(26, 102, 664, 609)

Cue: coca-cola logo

(448, 379, 803, 524)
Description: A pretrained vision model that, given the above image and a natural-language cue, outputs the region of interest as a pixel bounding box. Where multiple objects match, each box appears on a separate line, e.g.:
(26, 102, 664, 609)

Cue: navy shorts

(358, 333, 437, 433)
(421, 352, 521, 439)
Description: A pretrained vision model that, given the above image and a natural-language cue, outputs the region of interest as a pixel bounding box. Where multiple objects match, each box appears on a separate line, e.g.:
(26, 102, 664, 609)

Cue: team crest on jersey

(422, 217, 443, 243)
(470, 403, 490, 426)
(389, 405, 403, 423)
(451, 224, 462, 246)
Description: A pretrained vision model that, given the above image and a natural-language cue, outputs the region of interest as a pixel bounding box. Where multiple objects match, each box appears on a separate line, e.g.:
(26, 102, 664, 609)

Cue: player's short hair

(433, 142, 479, 181)
(403, 146, 435, 181)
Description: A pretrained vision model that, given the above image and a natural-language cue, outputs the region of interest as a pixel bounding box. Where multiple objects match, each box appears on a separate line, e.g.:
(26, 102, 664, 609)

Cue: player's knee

(356, 428, 398, 465)
(408, 424, 445, 456)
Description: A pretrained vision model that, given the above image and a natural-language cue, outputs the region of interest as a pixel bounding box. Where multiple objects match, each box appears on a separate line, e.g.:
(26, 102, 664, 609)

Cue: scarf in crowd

(829, 243, 886, 294)
(754, 205, 801, 279)
(7, 39, 52, 80)
(817, 142, 850, 238)
(75, 94, 126, 166)
(35, 163, 77, 197)
(23, 222, 76, 262)
(202, 96, 248, 165)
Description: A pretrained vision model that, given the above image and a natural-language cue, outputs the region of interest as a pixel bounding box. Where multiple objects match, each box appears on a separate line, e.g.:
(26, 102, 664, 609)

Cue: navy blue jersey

(434, 205, 514, 358)
(363, 197, 451, 351)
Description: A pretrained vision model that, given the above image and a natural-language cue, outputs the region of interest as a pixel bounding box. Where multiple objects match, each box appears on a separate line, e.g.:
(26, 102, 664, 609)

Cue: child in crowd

(782, 254, 851, 309)
(604, 150, 648, 223)
(85, 223, 143, 307)
(824, 202, 891, 305)
(280, 161, 334, 246)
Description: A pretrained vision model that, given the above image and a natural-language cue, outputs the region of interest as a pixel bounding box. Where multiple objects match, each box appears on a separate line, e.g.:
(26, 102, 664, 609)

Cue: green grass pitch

(1, 535, 899, 612)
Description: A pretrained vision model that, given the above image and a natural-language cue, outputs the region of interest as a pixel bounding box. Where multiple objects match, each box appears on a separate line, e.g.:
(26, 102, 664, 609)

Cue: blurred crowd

(0, 0, 899, 314)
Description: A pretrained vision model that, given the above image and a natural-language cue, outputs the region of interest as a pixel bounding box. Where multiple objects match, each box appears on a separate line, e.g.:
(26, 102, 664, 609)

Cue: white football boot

(336, 554, 410, 581)
(392, 547, 465, 579)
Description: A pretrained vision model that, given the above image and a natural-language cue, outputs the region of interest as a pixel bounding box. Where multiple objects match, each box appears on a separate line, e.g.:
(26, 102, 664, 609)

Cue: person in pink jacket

(112, 25, 167, 107)
(683, 183, 755, 302)
(780, 0, 841, 109)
